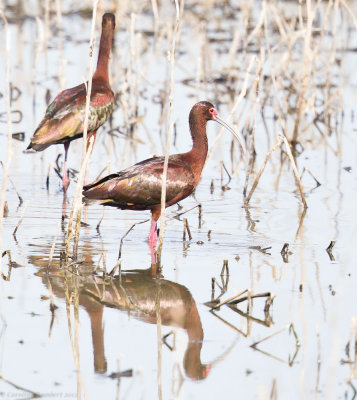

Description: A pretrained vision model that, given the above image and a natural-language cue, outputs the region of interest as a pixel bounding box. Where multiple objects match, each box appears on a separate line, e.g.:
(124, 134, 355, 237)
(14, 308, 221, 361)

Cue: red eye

(209, 108, 214, 113)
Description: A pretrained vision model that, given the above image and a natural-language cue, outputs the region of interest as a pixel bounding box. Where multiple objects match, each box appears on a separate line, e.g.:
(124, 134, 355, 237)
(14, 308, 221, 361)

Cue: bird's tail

(82, 196, 113, 206)
(83, 197, 102, 206)
(23, 142, 49, 153)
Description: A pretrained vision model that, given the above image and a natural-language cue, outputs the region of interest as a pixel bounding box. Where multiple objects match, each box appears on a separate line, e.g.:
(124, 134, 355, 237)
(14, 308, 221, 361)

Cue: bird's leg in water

(148, 219, 158, 249)
(150, 246, 157, 266)
(62, 142, 70, 193)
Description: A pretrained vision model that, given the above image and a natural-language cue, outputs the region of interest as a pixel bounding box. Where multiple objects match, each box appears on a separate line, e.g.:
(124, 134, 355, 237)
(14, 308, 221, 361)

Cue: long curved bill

(215, 116, 247, 157)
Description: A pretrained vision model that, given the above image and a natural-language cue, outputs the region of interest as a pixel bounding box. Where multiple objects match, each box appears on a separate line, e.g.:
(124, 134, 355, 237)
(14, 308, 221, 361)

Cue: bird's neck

(183, 303, 205, 379)
(184, 300, 204, 341)
(186, 115, 208, 182)
(93, 25, 113, 83)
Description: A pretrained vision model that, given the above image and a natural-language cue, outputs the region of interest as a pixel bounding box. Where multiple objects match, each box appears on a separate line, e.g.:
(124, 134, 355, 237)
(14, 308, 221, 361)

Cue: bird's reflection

(29, 247, 210, 380)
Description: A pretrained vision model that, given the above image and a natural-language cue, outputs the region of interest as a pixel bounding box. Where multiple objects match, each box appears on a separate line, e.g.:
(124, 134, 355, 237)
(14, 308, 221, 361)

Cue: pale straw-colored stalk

(156, 0, 183, 261)
(55, 0, 65, 90)
(0, 11, 13, 273)
(65, 1, 98, 259)
(151, 0, 159, 35)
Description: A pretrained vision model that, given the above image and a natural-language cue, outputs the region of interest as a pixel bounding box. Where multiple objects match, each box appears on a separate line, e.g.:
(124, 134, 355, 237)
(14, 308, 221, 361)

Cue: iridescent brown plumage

(83, 101, 246, 247)
(26, 13, 116, 192)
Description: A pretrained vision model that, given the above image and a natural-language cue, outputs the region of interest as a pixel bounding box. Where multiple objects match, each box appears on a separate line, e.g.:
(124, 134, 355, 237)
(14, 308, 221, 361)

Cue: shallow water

(1, 1, 357, 399)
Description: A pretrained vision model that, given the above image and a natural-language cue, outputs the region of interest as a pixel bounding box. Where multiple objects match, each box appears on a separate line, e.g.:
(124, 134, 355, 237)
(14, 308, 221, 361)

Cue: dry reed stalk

(183, 218, 192, 241)
(65, 2, 98, 259)
(12, 200, 29, 237)
(244, 135, 283, 205)
(55, 0, 65, 90)
(44, 0, 50, 52)
(226, 19, 243, 75)
(96, 207, 105, 232)
(129, 13, 138, 138)
(211, 289, 248, 310)
(231, 47, 264, 176)
(0, 375, 40, 398)
(0, 11, 13, 274)
(281, 135, 307, 208)
(0, 161, 22, 206)
(172, 203, 201, 219)
(207, 55, 255, 162)
(151, 0, 159, 35)
(31, 17, 44, 118)
(156, 0, 183, 261)
(116, 13, 141, 169)
(251, 323, 292, 348)
(341, 0, 357, 28)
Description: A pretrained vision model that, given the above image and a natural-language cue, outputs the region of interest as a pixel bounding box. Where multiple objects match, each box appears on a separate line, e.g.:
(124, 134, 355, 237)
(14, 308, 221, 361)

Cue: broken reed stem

(211, 289, 248, 310)
(96, 208, 105, 232)
(117, 222, 139, 259)
(245, 135, 283, 205)
(13, 200, 29, 238)
(111, 218, 150, 273)
(244, 133, 307, 208)
(65, 2, 98, 259)
(0, 162, 23, 206)
(173, 203, 201, 219)
(229, 291, 272, 305)
(251, 323, 292, 348)
(292, 0, 315, 145)
(157, 0, 183, 260)
(281, 135, 307, 209)
(183, 218, 192, 241)
(0, 375, 40, 398)
(0, 11, 13, 273)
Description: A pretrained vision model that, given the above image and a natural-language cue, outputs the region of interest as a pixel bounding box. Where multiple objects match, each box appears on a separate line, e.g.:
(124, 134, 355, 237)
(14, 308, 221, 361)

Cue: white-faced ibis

(83, 101, 246, 246)
(26, 13, 116, 192)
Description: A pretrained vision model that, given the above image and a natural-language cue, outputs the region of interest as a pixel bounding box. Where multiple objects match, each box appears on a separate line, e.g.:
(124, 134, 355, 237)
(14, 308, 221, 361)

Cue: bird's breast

(79, 101, 114, 129)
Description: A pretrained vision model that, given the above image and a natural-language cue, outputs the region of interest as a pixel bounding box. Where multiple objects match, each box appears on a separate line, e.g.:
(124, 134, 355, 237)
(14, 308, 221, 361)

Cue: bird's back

(27, 80, 114, 151)
(83, 155, 196, 211)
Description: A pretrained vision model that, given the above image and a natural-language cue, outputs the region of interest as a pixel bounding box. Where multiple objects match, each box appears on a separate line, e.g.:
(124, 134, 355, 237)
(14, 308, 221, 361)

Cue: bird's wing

(83, 156, 195, 208)
(44, 83, 87, 120)
(28, 82, 114, 151)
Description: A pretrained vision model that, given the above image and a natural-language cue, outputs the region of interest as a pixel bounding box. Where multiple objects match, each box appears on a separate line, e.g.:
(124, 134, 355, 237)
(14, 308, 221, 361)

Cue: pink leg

(148, 219, 158, 249)
(62, 142, 70, 193)
(150, 246, 157, 266)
